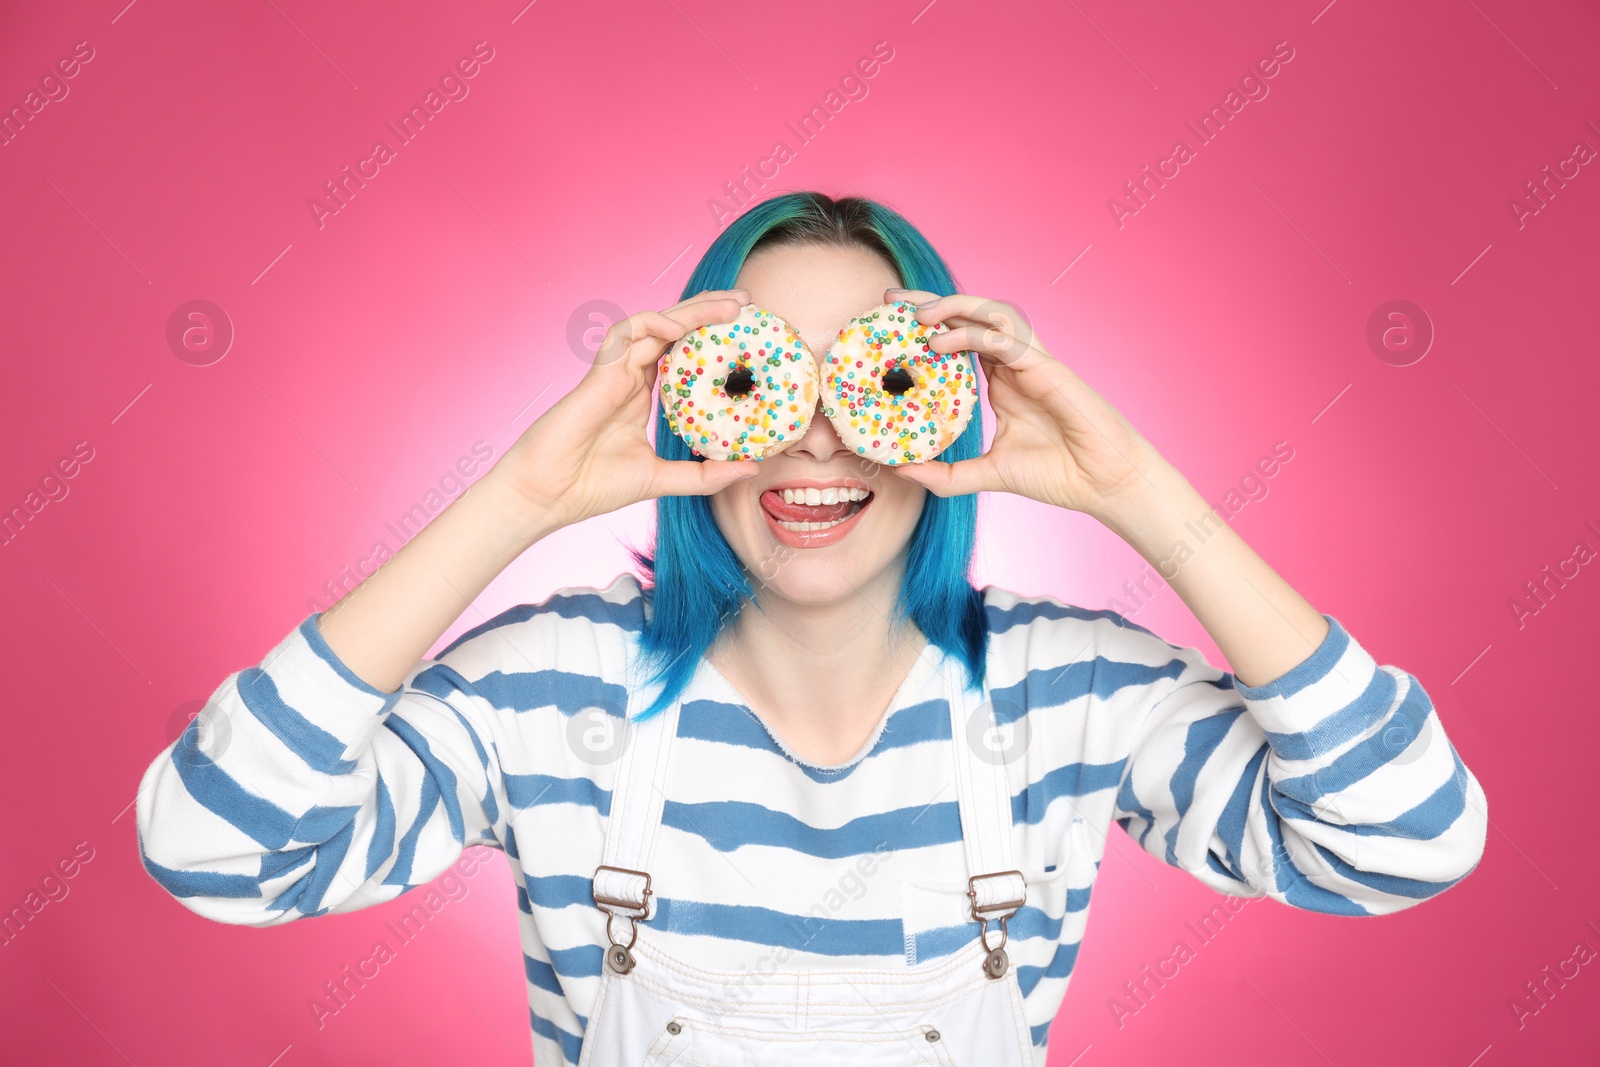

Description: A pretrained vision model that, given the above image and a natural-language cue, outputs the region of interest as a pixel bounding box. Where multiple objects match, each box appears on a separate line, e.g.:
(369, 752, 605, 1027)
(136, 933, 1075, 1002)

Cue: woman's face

(708, 241, 927, 606)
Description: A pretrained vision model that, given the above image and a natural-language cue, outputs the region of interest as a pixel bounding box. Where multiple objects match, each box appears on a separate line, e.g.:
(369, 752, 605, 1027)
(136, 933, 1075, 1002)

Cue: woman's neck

(706, 572, 929, 766)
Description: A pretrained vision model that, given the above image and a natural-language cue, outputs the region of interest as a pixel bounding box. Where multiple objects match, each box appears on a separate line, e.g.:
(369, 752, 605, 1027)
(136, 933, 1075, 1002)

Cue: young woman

(137, 192, 1488, 1066)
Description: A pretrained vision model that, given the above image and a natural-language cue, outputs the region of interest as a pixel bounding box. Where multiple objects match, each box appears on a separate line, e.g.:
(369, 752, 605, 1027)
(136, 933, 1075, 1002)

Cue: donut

(819, 299, 978, 465)
(659, 304, 819, 460)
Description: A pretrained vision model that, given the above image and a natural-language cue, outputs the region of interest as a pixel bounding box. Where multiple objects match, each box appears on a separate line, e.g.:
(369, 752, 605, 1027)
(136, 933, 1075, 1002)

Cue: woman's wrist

(316, 469, 563, 692)
(476, 464, 572, 551)
(1089, 447, 1198, 553)
(1088, 447, 1330, 685)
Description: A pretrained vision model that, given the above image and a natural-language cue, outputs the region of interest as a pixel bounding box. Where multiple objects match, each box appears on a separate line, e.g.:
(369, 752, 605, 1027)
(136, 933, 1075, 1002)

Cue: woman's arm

(1094, 455, 1328, 688)
(319, 290, 759, 692)
(892, 287, 1487, 905)
(1102, 613, 1487, 912)
(891, 288, 1327, 686)
(315, 474, 558, 693)
(136, 292, 758, 922)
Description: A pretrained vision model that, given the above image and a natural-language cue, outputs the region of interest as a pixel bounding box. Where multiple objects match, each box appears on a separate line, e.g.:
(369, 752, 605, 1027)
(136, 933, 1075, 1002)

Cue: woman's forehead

(734, 244, 900, 356)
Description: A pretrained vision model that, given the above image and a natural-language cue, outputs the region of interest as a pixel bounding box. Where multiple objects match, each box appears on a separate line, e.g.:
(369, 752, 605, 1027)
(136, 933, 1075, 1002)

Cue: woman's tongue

(761, 489, 857, 523)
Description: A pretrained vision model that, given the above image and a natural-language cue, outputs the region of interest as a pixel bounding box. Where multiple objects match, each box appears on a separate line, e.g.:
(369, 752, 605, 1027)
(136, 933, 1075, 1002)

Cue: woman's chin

(745, 563, 878, 608)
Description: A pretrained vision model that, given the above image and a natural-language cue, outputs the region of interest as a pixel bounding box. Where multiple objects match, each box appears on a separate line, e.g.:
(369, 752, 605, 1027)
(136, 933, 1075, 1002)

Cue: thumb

(891, 455, 994, 497)
(650, 456, 763, 499)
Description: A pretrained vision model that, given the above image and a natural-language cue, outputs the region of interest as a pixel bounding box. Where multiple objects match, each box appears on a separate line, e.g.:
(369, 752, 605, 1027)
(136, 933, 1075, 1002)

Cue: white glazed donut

(658, 304, 819, 460)
(820, 299, 978, 465)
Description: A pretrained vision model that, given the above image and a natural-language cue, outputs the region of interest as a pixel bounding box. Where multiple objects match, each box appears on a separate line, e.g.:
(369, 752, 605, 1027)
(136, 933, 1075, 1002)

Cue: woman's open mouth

(758, 484, 874, 547)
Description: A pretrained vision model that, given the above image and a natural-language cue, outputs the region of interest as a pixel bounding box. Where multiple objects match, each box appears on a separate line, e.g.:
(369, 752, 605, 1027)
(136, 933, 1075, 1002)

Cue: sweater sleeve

(134, 611, 507, 926)
(1111, 615, 1488, 915)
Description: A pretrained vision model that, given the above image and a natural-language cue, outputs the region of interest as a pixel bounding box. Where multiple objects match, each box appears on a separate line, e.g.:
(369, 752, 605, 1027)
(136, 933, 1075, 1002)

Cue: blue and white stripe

(136, 572, 1488, 1065)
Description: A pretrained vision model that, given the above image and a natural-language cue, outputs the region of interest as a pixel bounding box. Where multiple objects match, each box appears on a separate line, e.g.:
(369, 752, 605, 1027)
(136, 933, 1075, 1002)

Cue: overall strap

(944, 652, 1026, 975)
(591, 671, 681, 971)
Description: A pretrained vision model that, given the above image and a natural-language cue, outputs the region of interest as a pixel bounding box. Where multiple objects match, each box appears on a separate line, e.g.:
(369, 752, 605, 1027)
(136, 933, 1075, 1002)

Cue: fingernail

(916, 299, 939, 309)
(886, 287, 908, 293)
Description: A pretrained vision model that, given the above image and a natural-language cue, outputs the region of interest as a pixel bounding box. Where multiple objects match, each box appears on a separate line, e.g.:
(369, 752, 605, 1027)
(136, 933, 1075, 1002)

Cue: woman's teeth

(777, 515, 851, 531)
(770, 486, 870, 531)
(779, 486, 870, 505)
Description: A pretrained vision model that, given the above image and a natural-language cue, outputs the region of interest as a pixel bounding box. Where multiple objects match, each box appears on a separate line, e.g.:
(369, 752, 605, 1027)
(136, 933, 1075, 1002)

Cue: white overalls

(575, 651, 1037, 1066)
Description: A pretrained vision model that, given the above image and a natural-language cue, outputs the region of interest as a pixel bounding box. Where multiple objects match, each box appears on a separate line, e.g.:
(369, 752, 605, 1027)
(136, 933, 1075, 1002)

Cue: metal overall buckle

(968, 871, 1025, 979)
(592, 865, 653, 975)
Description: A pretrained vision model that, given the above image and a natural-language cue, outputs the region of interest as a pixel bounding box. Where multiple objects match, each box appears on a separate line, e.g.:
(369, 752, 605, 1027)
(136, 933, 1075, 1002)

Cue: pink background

(3, 0, 1597, 1063)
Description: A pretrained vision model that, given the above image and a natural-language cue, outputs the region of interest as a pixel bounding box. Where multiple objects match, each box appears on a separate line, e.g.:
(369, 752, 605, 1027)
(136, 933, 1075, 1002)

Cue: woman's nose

(784, 391, 851, 461)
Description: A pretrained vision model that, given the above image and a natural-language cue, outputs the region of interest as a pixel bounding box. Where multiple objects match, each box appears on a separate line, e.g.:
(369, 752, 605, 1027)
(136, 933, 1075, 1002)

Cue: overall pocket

(578, 934, 1032, 1067)
(640, 1014, 960, 1067)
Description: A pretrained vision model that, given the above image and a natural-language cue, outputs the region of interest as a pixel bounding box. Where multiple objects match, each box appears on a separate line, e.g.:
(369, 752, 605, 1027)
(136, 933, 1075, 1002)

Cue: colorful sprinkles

(820, 300, 978, 465)
(658, 304, 818, 460)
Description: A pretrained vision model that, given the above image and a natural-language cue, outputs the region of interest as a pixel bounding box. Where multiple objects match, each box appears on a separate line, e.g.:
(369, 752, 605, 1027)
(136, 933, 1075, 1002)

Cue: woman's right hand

(490, 289, 762, 533)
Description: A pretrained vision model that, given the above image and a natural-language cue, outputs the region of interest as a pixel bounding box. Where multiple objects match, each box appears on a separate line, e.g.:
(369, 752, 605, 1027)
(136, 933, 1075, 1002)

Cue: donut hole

(724, 365, 755, 397)
(881, 366, 914, 396)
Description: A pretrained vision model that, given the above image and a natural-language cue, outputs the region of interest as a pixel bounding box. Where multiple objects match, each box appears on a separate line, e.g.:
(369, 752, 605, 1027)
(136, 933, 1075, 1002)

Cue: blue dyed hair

(627, 192, 987, 721)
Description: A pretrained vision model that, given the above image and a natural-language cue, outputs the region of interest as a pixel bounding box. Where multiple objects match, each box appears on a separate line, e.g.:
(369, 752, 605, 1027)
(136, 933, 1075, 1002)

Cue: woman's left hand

(885, 289, 1161, 522)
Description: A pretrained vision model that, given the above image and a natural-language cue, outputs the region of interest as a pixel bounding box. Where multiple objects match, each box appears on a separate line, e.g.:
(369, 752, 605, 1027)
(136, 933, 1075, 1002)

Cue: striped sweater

(135, 572, 1488, 1064)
